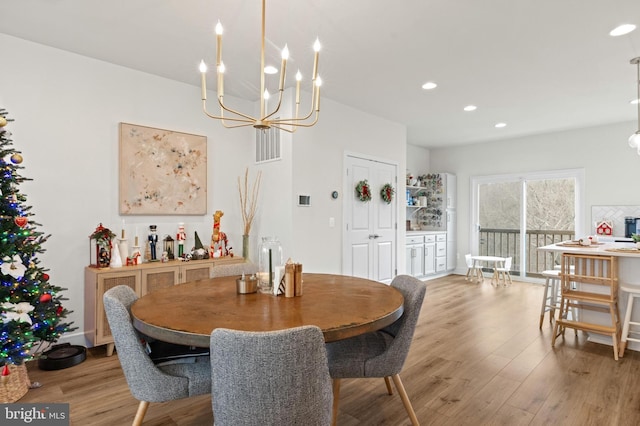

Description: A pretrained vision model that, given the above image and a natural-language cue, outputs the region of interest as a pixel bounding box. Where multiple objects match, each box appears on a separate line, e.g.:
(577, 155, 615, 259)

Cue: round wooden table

(131, 273, 404, 347)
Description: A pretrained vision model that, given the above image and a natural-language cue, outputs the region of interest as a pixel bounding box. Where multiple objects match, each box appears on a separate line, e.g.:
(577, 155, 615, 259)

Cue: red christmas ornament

(56, 306, 63, 315)
(14, 217, 28, 228)
(1, 365, 9, 376)
(42, 273, 50, 281)
(39, 294, 52, 303)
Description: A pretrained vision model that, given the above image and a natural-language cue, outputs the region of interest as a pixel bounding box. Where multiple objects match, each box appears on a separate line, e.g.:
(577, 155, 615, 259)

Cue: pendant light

(629, 57, 640, 152)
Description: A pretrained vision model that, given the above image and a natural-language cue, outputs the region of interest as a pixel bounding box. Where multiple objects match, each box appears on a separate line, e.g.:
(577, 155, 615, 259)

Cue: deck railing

(479, 228, 575, 278)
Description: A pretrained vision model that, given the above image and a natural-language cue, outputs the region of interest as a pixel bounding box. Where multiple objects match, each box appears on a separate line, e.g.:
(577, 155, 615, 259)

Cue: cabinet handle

(368, 234, 381, 239)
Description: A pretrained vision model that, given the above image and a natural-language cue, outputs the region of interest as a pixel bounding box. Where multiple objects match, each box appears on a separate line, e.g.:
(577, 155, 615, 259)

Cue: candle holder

(258, 236, 283, 294)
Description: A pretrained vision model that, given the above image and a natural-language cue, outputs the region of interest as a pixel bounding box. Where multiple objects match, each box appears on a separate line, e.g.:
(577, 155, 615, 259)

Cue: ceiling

(1, 0, 640, 148)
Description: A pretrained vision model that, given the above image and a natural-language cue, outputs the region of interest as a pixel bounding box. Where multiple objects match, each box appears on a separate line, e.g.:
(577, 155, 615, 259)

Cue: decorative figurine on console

(148, 225, 158, 261)
(210, 210, 230, 257)
(176, 222, 186, 257)
(89, 223, 116, 268)
(127, 234, 142, 265)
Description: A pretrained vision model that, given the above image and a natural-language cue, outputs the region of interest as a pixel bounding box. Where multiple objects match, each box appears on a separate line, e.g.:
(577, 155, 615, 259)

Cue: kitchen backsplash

(591, 205, 640, 236)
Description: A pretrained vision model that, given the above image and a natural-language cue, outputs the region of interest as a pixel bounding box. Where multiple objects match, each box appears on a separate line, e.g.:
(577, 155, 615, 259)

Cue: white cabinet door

(405, 244, 424, 277)
(424, 242, 435, 275)
(446, 173, 457, 209)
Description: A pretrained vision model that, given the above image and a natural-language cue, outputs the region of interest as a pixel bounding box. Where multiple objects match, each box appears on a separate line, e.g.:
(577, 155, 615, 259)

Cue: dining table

(470, 255, 506, 284)
(131, 273, 405, 347)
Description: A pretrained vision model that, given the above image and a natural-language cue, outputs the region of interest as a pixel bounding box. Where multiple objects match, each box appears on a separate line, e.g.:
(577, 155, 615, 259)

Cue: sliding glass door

(471, 169, 584, 279)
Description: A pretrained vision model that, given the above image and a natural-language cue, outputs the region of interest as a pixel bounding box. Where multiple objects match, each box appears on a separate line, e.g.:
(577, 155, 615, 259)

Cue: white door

(343, 155, 397, 282)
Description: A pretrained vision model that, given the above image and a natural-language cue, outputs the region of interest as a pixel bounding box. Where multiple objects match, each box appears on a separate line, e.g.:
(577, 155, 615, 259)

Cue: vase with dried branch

(238, 168, 262, 260)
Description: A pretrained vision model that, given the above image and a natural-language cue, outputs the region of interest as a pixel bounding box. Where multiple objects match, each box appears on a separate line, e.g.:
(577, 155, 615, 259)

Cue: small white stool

(619, 283, 640, 358)
(540, 270, 561, 328)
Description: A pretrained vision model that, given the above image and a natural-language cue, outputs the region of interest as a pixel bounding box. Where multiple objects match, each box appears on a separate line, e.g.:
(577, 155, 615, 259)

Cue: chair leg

(391, 374, 419, 426)
(133, 401, 149, 426)
(384, 376, 393, 395)
(332, 379, 341, 426)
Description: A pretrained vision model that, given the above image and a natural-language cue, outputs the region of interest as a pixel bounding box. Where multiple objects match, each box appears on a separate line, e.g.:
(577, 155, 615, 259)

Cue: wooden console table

(84, 256, 244, 355)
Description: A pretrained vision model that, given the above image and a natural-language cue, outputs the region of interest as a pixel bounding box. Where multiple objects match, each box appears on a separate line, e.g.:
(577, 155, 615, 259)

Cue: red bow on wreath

(355, 180, 372, 202)
(380, 183, 395, 204)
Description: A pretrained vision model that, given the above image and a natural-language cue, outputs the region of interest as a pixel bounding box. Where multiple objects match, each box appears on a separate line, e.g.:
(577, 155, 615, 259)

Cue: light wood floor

(20, 274, 640, 425)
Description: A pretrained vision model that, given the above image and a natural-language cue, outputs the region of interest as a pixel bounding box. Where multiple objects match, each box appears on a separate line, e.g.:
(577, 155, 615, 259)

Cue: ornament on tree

(10, 153, 23, 164)
(0, 116, 6, 127)
(1, 364, 9, 385)
(39, 294, 52, 303)
(42, 273, 50, 281)
(14, 216, 28, 228)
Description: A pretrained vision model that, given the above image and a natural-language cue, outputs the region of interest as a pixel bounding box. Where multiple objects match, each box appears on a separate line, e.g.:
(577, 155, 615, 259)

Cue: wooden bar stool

(619, 283, 640, 358)
(539, 270, 561, 328)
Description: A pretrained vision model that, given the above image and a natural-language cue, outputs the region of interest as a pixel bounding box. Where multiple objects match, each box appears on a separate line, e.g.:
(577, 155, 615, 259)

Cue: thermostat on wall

(298, 195, 311, 206)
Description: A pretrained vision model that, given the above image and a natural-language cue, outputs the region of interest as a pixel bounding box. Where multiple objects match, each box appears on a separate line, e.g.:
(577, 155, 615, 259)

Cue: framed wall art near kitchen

(119, 123, 207, 215)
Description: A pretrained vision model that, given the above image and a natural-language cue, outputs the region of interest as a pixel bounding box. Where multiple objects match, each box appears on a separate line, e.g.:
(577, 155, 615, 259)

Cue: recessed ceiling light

(609, 24, 636, 36)
(495, 123, 507, 128)
(264, 66, 278, 74)
(421, 82, 437, 90)
(463, 105, 477, 112)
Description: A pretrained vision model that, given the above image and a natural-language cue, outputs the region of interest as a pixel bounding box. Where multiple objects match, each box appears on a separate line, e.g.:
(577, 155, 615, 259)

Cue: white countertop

(406, 230, 445, 235)
(538, 241, 640, 258)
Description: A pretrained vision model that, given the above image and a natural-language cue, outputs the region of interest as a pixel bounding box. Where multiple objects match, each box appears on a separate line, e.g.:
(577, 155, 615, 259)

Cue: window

(471, 169, 584, 279)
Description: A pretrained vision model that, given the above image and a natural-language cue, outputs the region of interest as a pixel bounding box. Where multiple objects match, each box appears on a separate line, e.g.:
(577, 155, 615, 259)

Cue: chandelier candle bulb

(279, 45, 288, 91)
(215, 20, 223, 66)
(199, 61, 207, 100)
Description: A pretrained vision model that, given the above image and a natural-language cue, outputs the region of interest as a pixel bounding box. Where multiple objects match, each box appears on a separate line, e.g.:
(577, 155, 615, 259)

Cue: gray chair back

(103, 285, 210, 403)
(370, 274, 427, 376)
(210, 326, 332, 426)
(326, 274, 426, 378)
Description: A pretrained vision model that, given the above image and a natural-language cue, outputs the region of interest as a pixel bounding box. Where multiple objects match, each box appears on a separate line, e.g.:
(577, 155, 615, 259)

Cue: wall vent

(255, 124, 281, 163)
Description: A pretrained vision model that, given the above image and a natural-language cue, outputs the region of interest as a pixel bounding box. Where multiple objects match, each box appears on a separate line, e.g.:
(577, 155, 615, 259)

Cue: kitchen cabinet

(424, 235, 436, 275)
(405, 235, 424, 277)
(436, 233, 447, 272)
(405, 232, 447, 277)
(85, 256, 244, 355)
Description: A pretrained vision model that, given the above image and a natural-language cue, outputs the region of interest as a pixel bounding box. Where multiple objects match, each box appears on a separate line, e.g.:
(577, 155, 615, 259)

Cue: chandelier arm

(273, 111, 320, 128)
(203, 104, 254, 124)
(216, 97, 258, 122)
(636, 58, 640, 132)
(263, 90, 284, 120)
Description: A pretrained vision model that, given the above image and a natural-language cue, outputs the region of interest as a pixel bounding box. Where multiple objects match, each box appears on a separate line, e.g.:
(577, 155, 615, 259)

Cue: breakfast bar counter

(539, 241, 640, 352)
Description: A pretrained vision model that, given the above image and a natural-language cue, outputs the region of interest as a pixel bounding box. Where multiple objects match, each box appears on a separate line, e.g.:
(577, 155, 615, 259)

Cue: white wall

(406, 143, 430, 178)
(291, 98, 407, 273)
(1, 33, 407, 345)
(429, 121, 640, 273)
(0, 34, 253, 345)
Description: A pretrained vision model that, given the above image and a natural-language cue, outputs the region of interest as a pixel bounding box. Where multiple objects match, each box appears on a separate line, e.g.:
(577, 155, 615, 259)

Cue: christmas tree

(0, 108, 75, 366)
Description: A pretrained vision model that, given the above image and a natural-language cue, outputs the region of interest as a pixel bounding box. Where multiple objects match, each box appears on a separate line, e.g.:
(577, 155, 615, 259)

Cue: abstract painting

(119, 123, 207, 215)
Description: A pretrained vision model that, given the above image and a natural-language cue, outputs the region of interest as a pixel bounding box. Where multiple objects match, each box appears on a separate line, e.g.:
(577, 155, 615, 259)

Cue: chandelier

(199, 0, 321, 132)
(629, 57, 640, 152)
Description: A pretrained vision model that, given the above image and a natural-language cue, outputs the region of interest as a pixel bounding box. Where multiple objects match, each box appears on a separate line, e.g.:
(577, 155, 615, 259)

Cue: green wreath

(355, 179, 372, 202)
(380, 183, 395, 204)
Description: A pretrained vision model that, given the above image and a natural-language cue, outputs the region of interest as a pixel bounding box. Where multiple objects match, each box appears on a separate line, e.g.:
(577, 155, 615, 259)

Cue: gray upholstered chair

(103, 285, 211, 426)
(210, 326, 333, 426)
(326, 275, 426, 426)
(210, 261, 258, 278)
